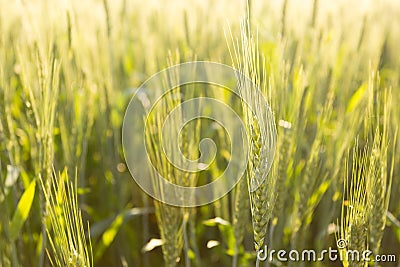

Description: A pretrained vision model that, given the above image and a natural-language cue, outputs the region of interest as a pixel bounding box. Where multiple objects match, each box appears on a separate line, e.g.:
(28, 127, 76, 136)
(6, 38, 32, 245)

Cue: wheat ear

(366, 89, 393, 256)
(227, 17, 277, 253)
(339, 142, 368, 267)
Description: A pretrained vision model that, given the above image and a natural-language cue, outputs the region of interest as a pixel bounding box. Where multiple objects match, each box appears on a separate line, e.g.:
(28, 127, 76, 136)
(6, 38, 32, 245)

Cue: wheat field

(0, 0, 400, 266)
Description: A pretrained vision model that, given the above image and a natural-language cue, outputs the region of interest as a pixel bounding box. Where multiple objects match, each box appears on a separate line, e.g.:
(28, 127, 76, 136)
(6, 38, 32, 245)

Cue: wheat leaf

(9, 179, 36, 241)
(94, 213, 124, 260)
(346, 83, 367, 114)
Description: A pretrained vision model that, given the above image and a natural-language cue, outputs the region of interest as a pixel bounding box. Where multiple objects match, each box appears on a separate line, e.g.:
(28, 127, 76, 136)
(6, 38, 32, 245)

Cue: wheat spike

(339, 142, 369, 267)
(227, 17, 277, 252)
(366, 89, 393, 255)
(233, 177, 250, 248)
(145, 94, 185, 267)
(247, 115, 277, 251)
(154, 201, 184, 267)
(41, 169, 93, 267)
(144, 56, 202, 266)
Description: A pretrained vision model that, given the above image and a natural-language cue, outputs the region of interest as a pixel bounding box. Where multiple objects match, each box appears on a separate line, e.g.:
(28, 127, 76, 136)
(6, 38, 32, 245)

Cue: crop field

(1, 0, 400, 266)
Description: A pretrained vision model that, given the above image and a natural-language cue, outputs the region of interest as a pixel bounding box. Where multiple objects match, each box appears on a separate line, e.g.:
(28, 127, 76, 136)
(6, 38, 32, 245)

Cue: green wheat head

(227, 17, 277, 252)
(41, 169, 93, 267)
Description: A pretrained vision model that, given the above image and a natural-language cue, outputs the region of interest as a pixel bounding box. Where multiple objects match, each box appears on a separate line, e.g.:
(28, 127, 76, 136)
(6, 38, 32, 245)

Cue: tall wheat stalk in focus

(41, 169, 93, 267)
(338, 142, 369, 267)
(227, 17, 277, 266)
(145, 55, 201, 267)
(339, 80, 394, 267)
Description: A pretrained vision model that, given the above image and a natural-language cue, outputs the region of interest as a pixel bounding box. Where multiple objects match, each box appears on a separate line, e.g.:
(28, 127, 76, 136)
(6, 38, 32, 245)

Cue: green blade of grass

(94, 213, 124, 261)
(346, 83, 367, 114)
(9, 179, 36, 242)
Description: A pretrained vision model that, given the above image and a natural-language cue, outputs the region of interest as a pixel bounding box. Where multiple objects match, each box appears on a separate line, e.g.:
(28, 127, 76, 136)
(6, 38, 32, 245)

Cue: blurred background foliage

(0, 0, 400, 266)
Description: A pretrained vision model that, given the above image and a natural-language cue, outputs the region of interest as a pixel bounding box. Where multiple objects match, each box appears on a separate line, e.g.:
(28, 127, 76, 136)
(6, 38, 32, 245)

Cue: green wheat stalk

(227, 17, 277, 259)
(338, 142, 369, 267)
(365, 88, 394, 256)
(144, 56, 200, 266)
(40, 168, 93, 267)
